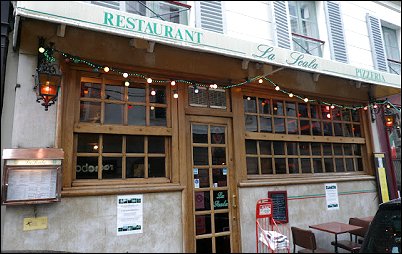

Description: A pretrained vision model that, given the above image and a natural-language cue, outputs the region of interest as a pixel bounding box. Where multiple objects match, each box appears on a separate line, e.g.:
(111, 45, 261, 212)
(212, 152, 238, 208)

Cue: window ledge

(238, 174, 375, 188)
(62, 183, 184, 197)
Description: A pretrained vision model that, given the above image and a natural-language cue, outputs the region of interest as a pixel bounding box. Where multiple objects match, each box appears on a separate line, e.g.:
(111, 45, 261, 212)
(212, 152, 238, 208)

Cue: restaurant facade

(1, 1, 401, 252)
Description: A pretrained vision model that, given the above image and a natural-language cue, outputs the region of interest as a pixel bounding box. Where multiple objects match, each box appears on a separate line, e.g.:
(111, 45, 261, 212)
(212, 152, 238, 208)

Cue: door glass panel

(213, 190, 228, 210)
(193, 125, 208, 143)
(212, 147, 226, 165)
(193, 147, 209, 165)
(211, 126, 225, 144)
(216, 236, 231, 253)
(196, 238, 212, 253)
(196, 168, 210, 188)
(215, 213, 230, 233)
(213, 168, 227, 187)
(196, 214, 212, 235)
(195, 191, 211, 211)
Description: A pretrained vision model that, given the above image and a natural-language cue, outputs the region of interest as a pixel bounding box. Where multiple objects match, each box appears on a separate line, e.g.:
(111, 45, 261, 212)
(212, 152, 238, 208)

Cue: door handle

(232, 194, 237, 208)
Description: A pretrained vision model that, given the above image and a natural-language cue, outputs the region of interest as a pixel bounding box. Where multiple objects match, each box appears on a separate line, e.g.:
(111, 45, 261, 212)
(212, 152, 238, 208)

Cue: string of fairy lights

(38, 45, 401, 113)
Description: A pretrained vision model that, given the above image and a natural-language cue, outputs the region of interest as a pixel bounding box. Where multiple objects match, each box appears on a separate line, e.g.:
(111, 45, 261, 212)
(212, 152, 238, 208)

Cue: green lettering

(195, 32, 202, 43)
(126, 17, 136, 30)
(138, 19, 145, 32)
(165, 26, 173, 38)
(103, 12, 114, 26)
(145, 22, 154, 34)
(153, 23, 162, 35)
(116, 14, 125, 28)
(175, 29, 183, 40)
(185, 30, 194, 42)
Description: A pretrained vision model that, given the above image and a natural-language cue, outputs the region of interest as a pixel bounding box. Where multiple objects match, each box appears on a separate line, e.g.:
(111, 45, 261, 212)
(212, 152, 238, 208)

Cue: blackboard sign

(268, 191, 288, 223)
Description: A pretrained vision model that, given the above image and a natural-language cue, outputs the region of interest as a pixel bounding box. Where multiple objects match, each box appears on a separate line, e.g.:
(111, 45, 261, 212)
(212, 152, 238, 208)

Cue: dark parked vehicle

(360, 198, 401, 253)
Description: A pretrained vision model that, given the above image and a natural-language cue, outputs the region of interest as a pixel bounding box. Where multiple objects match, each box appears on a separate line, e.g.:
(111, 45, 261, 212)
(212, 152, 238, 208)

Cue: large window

(74, 75, 171, 182)
(243, 95, 366, 176)
(382, 26, 401, 75)
(288, 1, 324, 57)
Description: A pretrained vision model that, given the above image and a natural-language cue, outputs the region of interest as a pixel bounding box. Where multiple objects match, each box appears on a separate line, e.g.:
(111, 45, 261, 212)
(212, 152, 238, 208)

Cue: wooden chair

(291, 226, 332, 253)
(330, 218, 370, 253)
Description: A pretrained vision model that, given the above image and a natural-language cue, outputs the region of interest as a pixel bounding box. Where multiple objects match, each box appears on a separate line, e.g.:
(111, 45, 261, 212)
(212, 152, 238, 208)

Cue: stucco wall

(2, 192, 183, 253)
(239, 180, 379, 253)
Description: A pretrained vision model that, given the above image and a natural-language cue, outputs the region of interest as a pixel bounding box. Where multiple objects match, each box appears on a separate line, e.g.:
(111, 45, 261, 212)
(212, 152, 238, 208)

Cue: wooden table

(309, 222, 363, 253)
(358, 216, 374, 222)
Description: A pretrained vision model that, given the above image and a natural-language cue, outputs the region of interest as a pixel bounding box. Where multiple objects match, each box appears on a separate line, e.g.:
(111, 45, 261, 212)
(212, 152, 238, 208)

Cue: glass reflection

(259, 98, 271, 114)
(80, 101, 101, 123)
(196, 168, 210, 188)
(148, 157, 165, 177)
(246, 157, 258, 174)
(195, 191, 211, 211)
(150, 107, 166, 126)
(213, 168, 227, 187)
(105, 84, 123, 101)
(211, 126, 225, 144)
(77, 134, 99, 153)
(261, 158, 273, 174)
(76, 156, 98, 179)
(103, 134, 122, 153)
(260, 116, 272, 133)
(245, 115, 258, 132)
(193, 147, 209, 165)
(128, 86, 145, 102)
(128, 105, 146, 126)
(102, 157, 122, 179)
(193, 125, 208, 143)
(126, 157, 145, 178)
(244, 96, 257, 113)
(195, 214, 211, 235)
(105, 103, 123, 124)
(212, 147, 226, 165)
(81, 82, 101, 98)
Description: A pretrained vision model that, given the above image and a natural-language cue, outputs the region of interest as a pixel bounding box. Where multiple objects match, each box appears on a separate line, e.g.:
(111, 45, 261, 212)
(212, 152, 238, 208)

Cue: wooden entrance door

(186, 115, 239, 253)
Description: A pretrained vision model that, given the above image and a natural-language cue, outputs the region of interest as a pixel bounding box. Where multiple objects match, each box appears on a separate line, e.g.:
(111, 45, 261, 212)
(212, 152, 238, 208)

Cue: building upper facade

(13, 1, 401, 89)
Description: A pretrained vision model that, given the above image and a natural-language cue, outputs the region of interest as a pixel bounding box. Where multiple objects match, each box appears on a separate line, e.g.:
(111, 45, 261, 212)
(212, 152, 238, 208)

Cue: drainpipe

(1, 1, 13, 117)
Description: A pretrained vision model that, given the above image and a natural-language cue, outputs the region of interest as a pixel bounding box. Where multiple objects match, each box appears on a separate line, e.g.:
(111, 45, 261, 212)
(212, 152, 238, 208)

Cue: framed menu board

(1, 148, 64, 205)
(268, 191, 288, 223)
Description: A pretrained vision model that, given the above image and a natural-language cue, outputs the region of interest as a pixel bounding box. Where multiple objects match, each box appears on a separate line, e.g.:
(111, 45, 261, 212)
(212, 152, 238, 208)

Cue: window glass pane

(301, 158, 311, 173)
(353, 145, 362, 156)
(196, 238, 212, 252)
(287, 119, 298, 134)
(244, 96, 257, 113)
(195, 191, 211, 211)
(286, 102, 297, 117)
(356, 158, 363, 171)
(213, 168, 227, 187)
(260, 116, 272, 133)
(81, 82, 101, 98)
(260, 141, 272, 155)
(344, 144, 353, 155)
(76, 156, 98, 179)
(150, 107, 166, 126)
(273, 100, 284, 116)
(209, 89, 227, 109)
(212, 147, 226, 165)
(335, 158, 344, 172)
(324, 158, 334, 172)
(105, 84, 124, 101)
(102, 157, 122, 179)
(287, 142, 298, 155)
(310, 104, 319, 119)
(345, 158, 354, 172)
(128, 86, 145, 102)
(275, 158, 286, 174)
(353, 124, 362, 137)
(126, 157, 145, 178)
(333, 144, 343, 155)
(213, 190, 228, 210)
(193, 125, 208, 143)
(196, 168, 209, 188)
(274, 118, 285, 133)
(323, 143, 332, 155)
(323, 122, 333, 136)
(299, 142, 310, 155)
(126, 136, 144, 153)
(128, 105, 146, 125)
(211, 126, 225, 144)
(312, 121, 322, 135)
(259, 98, 271, 114)
(215, 213, 230, 233)
(103, 134, 122, 153)
(333, 108, 342, 121)
(352, 110, 360, 122)
(334, 123, 343, 136)
(105, 103, 123, 124)
(261, 158, 273, 174)
(288, 158, 299, 174)
(342, 110, 351, 121)
(80, 101, 101, 123)
(148, 137, 165, 153)
(148, 157, 165, 177)
(246, 140, 257, 154)
(300, 120, 311, 135)
(193, 147, 208, 165)
(273, 142, 285, 155)
(311, 143, 321, 155)
(298, 103, 308, 117)
(77, 134, 99, 153)
(246, 157, 258, 174)
(150, 86, 166, 104)
(313, 158, 323, 173)
(343, 123, 353, 137)
(245, 115, 258, 132)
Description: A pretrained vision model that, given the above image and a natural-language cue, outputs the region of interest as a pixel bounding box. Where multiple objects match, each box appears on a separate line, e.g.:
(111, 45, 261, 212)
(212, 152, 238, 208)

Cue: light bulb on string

(38, 47, 45, 53)
(171, 80, 176, 86)
(150, 106, 155, 111)
(289, 93, 294, 98)
(124, 81, 130, 87)
(364, 106, 368, 111)
(147, 78, 153, 84)
(194, 85, 199, 94)
(123, 72, 128, 78)
(373, 104, 378, 109)
(304, 98, 309, 103)
(103, 66, 110, 73)
(275, 86, 280, 91)
(151, 89, 156, 96)
(387, 104, 391, 109)
(247, 96, 251, 101)
(330, 105, 335, 109)
(258, 78, 263, 84)
(173, 90, 179, 99)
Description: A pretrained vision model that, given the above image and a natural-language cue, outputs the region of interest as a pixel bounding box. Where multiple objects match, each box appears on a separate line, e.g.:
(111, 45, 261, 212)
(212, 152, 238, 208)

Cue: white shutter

(366, 14, 388, 71)
(325, 2, 348, 63)
(198, 1, 224, 33)
(91, 1, 121, 10)
(273, 1, 291, 49)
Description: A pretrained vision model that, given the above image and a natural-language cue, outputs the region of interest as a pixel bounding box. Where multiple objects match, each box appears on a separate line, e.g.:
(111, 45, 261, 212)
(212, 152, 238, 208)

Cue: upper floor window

(288, 1, 324, 57)
(90, 1, 190, 25)
(382, 26, 401, 75)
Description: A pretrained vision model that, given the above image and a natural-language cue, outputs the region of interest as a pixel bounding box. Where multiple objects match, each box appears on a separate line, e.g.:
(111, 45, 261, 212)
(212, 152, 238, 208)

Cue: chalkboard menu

(268, 191, 288, 223)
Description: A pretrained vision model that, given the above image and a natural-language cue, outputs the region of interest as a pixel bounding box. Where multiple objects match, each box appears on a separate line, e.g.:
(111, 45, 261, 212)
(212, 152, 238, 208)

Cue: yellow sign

(23, 217, 48, 231)
(378, 168, 390, 203)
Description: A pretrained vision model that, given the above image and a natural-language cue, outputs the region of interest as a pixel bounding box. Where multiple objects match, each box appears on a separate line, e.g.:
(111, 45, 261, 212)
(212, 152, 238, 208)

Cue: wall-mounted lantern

(34, 37, 62, 111)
